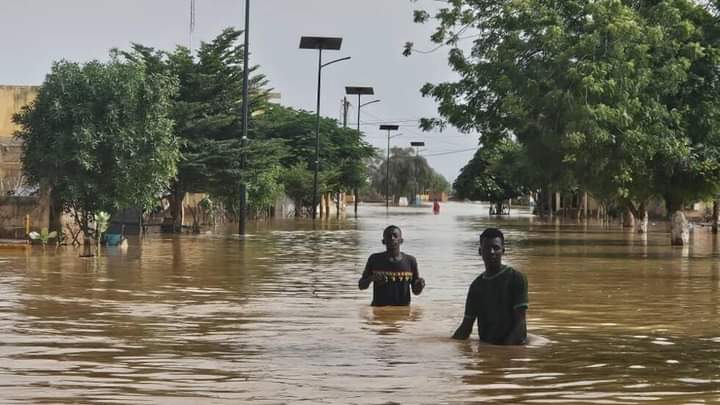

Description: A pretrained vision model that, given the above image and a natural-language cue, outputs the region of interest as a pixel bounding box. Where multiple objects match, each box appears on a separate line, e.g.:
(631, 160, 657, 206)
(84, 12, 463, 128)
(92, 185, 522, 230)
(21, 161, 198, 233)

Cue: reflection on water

(0, 202, 718, 403)
(362, 305, 423, 336)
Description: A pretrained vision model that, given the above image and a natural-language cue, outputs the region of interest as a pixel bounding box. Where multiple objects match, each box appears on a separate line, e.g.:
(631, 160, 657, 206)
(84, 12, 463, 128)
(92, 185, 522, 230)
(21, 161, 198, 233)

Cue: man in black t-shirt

(452, 228, 528, 345)
(359, 225, 425, 306)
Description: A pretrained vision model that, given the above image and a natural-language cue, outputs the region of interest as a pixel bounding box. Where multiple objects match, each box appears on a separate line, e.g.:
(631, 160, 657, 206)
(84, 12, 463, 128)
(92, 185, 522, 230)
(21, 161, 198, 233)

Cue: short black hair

(480, 228, 504, 243)
(383, 225, 402, 237)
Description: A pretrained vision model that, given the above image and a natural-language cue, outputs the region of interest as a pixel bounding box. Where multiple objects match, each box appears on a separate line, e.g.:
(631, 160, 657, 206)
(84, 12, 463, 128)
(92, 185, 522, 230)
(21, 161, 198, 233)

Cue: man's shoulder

(504, 265, 525, 277)
(476, 265, 525, 282)
(469, 274, 484, 288)
(401, 252, 417, 262)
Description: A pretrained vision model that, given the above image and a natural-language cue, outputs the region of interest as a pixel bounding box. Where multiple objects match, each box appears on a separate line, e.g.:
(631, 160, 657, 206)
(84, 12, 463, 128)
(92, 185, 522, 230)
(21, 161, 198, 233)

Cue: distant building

(0, 85, 50, 238)
(0, 85, 38, 195)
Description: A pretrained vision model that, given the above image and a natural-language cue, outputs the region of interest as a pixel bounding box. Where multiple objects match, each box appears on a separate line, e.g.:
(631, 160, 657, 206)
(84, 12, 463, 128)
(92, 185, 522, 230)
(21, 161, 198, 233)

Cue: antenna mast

(189, 0, 196, 49)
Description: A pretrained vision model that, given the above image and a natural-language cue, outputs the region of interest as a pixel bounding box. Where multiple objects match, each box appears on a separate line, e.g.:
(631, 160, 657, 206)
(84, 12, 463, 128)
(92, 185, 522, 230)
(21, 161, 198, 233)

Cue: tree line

(14, 28, 375, 242)
(13, 28, 450, 248)
(407, 0, 720, 245)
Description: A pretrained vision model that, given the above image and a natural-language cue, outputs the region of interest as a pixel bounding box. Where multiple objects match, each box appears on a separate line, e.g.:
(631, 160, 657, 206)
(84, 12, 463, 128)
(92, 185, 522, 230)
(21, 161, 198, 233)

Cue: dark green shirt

(463, 265, 528, 344)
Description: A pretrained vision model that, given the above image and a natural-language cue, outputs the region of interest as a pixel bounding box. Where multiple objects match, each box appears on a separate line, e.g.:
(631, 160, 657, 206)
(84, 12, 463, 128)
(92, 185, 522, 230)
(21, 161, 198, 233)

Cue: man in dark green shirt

(452, 228, 528, 345)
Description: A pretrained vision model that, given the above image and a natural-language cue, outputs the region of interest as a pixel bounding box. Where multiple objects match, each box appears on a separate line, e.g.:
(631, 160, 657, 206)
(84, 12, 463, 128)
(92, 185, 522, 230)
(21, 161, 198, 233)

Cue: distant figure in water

(359, 225, 425, 306)
(452, 228, 528, 345)
(432, 199, 440, 215)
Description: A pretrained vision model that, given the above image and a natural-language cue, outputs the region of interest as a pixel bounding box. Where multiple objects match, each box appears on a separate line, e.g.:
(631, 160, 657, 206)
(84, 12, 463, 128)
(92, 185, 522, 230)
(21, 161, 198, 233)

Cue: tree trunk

(336, 192, 341, 219)
(48, 187, 63, 235)
(354, 188, 359, 217)
(318, 193, 323, 218)
(80, 213, 93, 257)
(623, 208, 635, 228)
(547, 187, 553, 217)
(713, 200, 719, 234)
(670, 210, 689, 246)
(583, 192, 588, 220)
(634, 201, 648, 234)
(576, 192, 582, 220)
(169, 186, 185, 233)
(325, 193, 331, 218)
(555, 192, 561, 216)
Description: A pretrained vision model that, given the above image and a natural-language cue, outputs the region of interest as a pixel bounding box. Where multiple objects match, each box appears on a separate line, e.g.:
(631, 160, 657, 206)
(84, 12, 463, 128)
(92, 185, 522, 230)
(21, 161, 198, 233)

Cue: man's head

(479, 228, 504, 269)
(382, 225, 403, 250)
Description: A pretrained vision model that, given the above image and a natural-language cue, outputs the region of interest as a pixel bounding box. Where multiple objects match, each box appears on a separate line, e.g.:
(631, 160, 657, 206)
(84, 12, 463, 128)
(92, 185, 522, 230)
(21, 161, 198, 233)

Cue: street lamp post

(345, 86, 379, 217)
(300, 36, 350, 220)
(380, 124, 400, 210)
(239, 0, 251, 236)
(410, 141, 425, 206)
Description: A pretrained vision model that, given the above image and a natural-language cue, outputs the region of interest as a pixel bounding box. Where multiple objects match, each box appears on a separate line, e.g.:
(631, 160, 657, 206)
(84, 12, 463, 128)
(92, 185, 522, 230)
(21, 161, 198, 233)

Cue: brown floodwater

(0, 202, 718, 404)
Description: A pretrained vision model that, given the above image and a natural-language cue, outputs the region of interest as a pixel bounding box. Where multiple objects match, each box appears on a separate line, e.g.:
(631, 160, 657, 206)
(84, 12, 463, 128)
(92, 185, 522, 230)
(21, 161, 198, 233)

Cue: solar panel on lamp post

(410, 141, 425, 206)
(299, 36, 350, 220)
(380, 124, 400, 211)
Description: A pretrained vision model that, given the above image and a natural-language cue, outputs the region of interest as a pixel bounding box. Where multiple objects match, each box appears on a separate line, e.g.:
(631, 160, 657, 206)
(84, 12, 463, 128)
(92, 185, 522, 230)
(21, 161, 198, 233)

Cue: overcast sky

(0, 0, 479, 181)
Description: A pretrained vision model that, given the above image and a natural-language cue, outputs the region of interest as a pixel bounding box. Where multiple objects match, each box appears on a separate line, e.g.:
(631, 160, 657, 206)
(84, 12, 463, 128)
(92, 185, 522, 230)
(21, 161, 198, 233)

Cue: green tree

(282, 163, 315, 217)
(409, 0, 720, 244)
(14, 58, 178, 255)
(123, 28, 276, 227)
(454, 140, 528, 213)
(194, 136, 286, 219)
(252, 104, 376, 215)
(370, 147, 449, 203)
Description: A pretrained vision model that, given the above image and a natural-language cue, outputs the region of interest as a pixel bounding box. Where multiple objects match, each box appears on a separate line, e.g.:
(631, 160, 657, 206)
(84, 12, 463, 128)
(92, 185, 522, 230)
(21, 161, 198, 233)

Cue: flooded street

(0, 202, 718, 404)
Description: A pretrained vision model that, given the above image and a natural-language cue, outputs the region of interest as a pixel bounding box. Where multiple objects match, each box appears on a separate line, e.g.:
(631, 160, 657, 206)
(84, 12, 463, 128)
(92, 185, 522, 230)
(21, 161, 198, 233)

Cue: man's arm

(502, 308, 527, 345)
(410, 256, 425, 295)
(359, 256, 385, 289)
(452, 315, 475, 340)
(358, 262, 372, 290)
(452, 284, 478, 340)
(504, 271, 529, 345)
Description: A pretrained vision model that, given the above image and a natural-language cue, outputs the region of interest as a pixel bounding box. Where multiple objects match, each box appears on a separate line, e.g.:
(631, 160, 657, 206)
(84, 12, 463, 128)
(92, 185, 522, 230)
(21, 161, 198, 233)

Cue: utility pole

(189, 0, 196, 50)
(410, 141, 425, 206)
(299, 36, 349, 220)
(346, 87, 379, 218)
(379, 125, 400, 211)
(239, 0, 250, 236)
(342, 97, 349, 128)
(338, 97, 349, 219)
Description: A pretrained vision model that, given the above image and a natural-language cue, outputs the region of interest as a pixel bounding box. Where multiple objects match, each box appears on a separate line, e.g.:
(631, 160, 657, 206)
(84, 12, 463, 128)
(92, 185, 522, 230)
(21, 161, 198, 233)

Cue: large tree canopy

(14, 57, 179, 246)
(122, 28, 282, 223)
(125, 29, 377, 219)
(369, 146, 450, 202)
(454, 140, 529, 207)
(409, 0, 720, 243)
(252, 104, 377, 209)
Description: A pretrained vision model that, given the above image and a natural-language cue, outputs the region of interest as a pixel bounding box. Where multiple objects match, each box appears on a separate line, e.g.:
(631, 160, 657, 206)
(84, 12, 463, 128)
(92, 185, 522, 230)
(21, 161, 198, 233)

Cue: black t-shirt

(361, 252, 419, 306)
(463, 265, 528, 344)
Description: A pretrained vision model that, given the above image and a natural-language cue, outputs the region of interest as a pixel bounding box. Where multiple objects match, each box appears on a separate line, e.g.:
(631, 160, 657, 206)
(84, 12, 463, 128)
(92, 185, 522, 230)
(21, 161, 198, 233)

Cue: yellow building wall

(0, 85, 37, 139)
(0, 85, 46, 237)
(0, 86, 38, 194)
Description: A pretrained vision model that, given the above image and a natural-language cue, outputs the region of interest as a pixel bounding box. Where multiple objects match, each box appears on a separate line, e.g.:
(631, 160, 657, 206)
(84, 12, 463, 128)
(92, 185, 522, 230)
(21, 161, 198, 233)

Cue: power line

(361, 109, 474, 147)
(355, 123, 418, 127)
(423, 147, 478, 157)
(355, 119, 422, 125)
